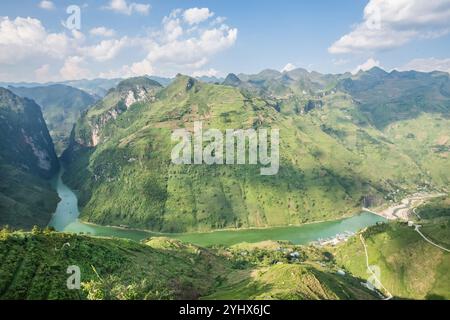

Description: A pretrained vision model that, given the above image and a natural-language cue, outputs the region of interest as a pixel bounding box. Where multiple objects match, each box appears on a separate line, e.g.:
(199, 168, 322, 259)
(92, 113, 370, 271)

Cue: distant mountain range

(0, 75, 225, 98)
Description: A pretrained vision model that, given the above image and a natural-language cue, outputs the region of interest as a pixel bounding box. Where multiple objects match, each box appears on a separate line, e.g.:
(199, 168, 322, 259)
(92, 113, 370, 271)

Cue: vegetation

(333, 222, 450, 300)
(0, 88, 59, 229)
(0, 230, 378, 300)
(9, 85, 97, 154)
(62, 70, 450, 232)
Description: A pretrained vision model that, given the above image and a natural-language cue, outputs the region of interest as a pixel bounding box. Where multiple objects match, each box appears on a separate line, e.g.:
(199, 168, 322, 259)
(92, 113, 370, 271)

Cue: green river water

(48, 170, 386, 247)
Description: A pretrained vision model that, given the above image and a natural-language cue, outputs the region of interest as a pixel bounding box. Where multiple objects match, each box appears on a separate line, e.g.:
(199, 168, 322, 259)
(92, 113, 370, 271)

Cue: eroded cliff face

(72, 78, 162, 148)
(0, 88, 59, 178)
(0, 88, 59, 229)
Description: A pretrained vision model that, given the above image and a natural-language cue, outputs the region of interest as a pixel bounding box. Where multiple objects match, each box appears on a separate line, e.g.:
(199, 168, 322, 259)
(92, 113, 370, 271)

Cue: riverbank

(363, 193, 447, 221)
(49, 167, 386, 246)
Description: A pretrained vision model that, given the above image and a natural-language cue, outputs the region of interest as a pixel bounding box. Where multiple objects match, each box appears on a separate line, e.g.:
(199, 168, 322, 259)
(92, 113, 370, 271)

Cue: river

(48, 169, 386, 247)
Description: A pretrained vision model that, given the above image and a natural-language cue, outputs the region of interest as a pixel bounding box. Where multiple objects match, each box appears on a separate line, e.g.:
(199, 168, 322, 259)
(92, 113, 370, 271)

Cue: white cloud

(212, 16, 227, 26)
(0, 17, 71, 64)
(59, 56, 91, 80)
(104, 0, 151, 16)
(0, 7, 237, 82)
(106, 9, 237, 78)
(192, 68, 220, 78)
(352, 58, 381, 74)
(398, 57, 450, 73)
(81, 37, 132, 61)
(281, 63, 297, 72)
(329, 0, 450, 54)
(183, 8, 214, 25)
(39, 1, 55, 10)
(162, 13, 184, 42)
(34, 64, 52, 82)
(90, 27, 116, 37)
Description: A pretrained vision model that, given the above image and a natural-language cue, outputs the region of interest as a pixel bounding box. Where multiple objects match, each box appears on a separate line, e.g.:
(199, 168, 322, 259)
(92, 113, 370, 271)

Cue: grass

(0, 229, 379, 300)
(0, 229, 233, 300)
(63, 76, 449, 233)
(333, 222, 450, 300)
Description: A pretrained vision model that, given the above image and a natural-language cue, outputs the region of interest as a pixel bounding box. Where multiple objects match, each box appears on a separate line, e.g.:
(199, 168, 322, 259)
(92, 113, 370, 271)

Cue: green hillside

(0, 230, 379, 300)
(339, 68, 450, 128)
(61, 70, 450, 232)
(333, 221, 450, 300)
(9, 85, 97, 154)
(0, 88, 59, 229)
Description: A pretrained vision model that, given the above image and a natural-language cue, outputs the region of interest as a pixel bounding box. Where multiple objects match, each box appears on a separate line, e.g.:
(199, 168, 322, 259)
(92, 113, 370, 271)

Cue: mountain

(221, 68, 344, 100)
(334, 218, 450, 299)
(338, 68, 450, 128)
(63, 76, 163, 150)
(8, 84, 97, 155)
(0, 88, 59, 229)
(0, 229, 379, 300)
(60, 71, 450, 233)
(63, 79, 122, 97)
(223, 73, 242, 86)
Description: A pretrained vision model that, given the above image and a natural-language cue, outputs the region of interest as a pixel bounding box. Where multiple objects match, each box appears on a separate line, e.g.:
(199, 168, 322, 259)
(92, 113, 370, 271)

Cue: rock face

(70, 77, 163, 148)
(8, 84, 96, 155)
(0, 88, 59, 229)
(0, 88, 59, 178)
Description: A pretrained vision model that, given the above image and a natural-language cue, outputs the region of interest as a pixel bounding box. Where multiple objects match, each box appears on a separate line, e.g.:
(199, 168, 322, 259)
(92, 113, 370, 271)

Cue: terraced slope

(8, 84, 96, 154)
(0, 230, 379, 300)
(334, 222, 450, 300)
(62, 71, 450, 232)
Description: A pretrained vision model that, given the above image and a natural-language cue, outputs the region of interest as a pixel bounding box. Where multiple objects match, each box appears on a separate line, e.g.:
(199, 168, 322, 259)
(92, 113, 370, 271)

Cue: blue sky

(1, 0, 450, 82)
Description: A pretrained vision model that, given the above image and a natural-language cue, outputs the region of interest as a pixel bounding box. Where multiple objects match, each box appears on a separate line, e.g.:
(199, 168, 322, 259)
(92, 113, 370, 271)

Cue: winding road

(363, 194, 450, 253)
(414, 225, 450, 253)
(359, 235, 393, 300)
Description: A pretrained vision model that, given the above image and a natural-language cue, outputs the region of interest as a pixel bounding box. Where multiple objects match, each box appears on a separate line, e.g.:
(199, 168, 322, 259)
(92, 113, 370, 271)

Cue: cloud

(59, 56, 91, 80)
(183, 8, 214, 25)
(329, 0, 450, 54)
(104, 0, 151, 16)
(0, 17, 72, 64)
(352, 58, 381, 74)
(39, 1, 55, 10)
(105, 9, 237, 78)
(90, 27, 116, 37)
(192, 68, 220, 78)
(281, 63, 297, 72)
(80, 37, 132, 61)
(398, 57, 450, 73)
(0, 7, 237, 82)
(34, 64, 51, 82)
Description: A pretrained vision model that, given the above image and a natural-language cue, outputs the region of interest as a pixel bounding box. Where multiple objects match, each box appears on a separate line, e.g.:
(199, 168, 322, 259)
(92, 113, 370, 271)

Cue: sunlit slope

(63, 74, 448, 232)
(0, 230, 379, 300)
(334, 222, 450, 300)
(0, 88, 59, 229)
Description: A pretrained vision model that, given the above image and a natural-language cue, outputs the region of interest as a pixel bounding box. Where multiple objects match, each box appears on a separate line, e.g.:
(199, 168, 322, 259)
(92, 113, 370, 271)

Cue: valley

(48, 165, 386, 246)
(1, 67, 449, 300)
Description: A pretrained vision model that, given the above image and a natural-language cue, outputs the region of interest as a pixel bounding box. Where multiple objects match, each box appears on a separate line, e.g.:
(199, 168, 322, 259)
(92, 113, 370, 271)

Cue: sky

(1, 0, 450, 82)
